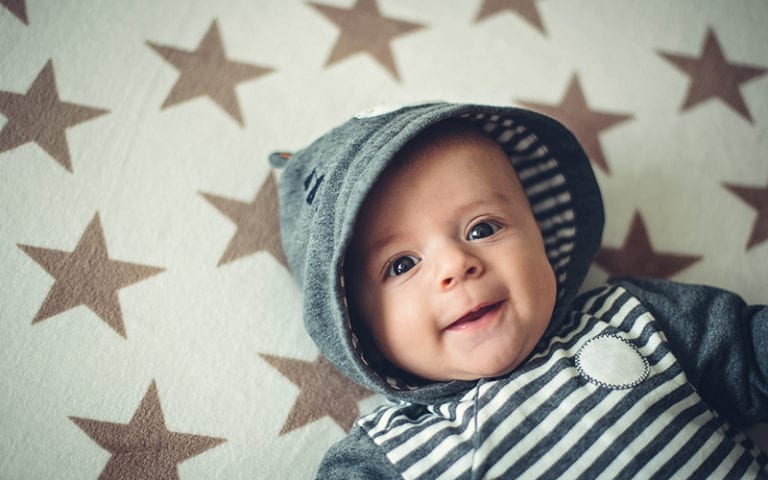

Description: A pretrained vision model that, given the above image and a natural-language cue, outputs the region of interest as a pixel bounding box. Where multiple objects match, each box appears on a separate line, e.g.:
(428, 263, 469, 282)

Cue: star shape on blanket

(17, 213, 163, 338)
(658, 27, 767, 123)
(147, 19, 274, 126)
(517, 74, 632, 174)
(724, 181, 768, 250)
(70, 381, 226, 480)
(594, 211, 702, 278)
(0, 0, 27, 24)
(475, 0, 546, 34)
(200, 172, 287, 267)
(0, 60, 108, 172)
(308, 0, 426, 81)
(260, 354, 373, 434)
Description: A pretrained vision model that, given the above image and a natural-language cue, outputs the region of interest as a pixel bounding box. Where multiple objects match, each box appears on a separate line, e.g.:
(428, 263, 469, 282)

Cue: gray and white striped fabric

(358, 285, 768, 479)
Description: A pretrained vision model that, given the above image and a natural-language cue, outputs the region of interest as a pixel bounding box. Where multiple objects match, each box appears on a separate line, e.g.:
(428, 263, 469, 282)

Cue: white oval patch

(575, 334, 649, 389)
(354, 104, 406, 119)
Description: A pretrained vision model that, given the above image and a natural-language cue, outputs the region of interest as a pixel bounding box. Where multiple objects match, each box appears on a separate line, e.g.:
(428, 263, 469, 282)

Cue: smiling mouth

(447, 302, 503, 330)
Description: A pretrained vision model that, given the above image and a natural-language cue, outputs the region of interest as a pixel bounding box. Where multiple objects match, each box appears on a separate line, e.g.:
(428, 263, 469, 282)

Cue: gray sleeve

(316, 425, 402, 479)
(612, 277, 768, 427)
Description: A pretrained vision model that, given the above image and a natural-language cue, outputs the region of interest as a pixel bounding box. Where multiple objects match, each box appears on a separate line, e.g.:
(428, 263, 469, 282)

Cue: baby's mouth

(446, 302, 503, 330)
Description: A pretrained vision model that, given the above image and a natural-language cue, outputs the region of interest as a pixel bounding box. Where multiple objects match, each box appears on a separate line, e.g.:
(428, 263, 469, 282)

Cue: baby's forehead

(393, 119, 504, 167)
(359, 135, 520, 221)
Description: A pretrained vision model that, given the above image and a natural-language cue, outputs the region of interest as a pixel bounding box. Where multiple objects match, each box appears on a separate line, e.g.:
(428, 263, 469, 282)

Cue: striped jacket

(319, 279, 768, 479)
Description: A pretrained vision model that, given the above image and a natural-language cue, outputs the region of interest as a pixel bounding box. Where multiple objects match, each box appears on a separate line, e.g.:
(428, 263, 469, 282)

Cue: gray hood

(271, 103, 604, 404)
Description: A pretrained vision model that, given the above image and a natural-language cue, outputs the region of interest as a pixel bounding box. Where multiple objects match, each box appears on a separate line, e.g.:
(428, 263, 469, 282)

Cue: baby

(271, 103, 767, 479)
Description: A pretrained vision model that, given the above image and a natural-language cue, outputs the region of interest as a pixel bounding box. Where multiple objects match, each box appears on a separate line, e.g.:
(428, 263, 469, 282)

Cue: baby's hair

(389, 118, 522, 198)
(393, 119, 498, 171)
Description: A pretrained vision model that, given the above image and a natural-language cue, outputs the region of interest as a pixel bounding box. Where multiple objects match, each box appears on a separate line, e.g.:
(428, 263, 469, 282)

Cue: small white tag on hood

(354, 104, 407, 119)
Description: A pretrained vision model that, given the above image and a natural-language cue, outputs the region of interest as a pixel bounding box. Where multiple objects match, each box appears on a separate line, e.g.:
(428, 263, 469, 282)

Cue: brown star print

(475, 0, 546, 34)
(594, 211, 702, 278)
(0, 60, 108, 172)
(659, 28, 767, 123)
(517, 74, 632, 174)
(147, 19, 273, 126)
(200, 172, 287, 267)
(0, 0, 27, 24)
(260, 354, 373, 434)
(724, 181, 768, 250)
(17, 213, 163, 338)
(308, 0, 426, 81)
(70, 381, 226, 480)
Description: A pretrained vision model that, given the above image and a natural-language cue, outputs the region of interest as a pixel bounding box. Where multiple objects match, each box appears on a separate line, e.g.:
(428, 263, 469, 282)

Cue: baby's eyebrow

(453, 191, 513, 217)
(365, 233, 402, 257)
(490, 190, 515, 205)
(358, 233, 406, 278)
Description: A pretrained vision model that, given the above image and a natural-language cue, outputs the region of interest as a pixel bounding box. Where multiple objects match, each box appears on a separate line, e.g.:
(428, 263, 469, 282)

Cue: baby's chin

(412, 360, 524, 383)
(456, 365, 520, 382)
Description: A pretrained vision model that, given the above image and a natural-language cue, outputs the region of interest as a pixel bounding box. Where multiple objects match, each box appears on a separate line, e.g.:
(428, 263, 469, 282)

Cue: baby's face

(346, 130, 557, 382)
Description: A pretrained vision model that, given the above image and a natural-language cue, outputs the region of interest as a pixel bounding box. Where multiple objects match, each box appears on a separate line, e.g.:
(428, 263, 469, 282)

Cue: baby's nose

(437, 244, 483, 289)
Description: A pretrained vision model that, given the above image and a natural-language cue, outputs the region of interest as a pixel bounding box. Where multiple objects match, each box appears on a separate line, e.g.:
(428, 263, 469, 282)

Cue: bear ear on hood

(269, 151, 293, 168)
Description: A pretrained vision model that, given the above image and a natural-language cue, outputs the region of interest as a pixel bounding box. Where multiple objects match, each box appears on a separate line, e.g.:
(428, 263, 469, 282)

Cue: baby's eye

(467, 221, 500, 240)
(387, 255, 420, 277)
